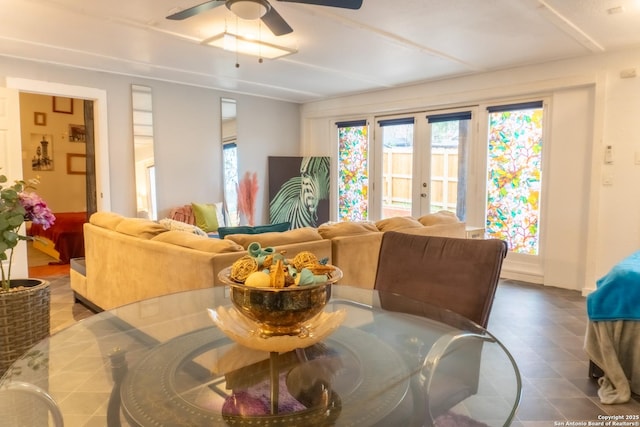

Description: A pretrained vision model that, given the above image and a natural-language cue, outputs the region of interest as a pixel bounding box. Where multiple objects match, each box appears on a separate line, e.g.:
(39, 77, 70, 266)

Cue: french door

(371, 108, 476, 222)
(374, 116, 417, 219)
(423, 110, 474, 221)
(339, 100, 547, 279)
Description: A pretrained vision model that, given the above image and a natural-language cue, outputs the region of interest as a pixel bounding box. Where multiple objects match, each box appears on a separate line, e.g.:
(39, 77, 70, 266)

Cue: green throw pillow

(191, 202, 219, 232)
(218, 222, 291, 239)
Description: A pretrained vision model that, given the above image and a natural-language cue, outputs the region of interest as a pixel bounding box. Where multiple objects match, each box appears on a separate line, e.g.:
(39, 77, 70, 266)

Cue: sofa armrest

(330, 232, 383, 289)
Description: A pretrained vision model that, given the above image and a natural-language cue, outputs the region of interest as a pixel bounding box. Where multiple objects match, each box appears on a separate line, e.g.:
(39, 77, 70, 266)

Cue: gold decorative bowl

(217, 266, 342, 337)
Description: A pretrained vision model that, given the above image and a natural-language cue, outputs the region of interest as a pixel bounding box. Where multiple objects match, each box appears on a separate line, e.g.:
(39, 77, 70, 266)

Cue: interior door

(0, 86, 29, 278)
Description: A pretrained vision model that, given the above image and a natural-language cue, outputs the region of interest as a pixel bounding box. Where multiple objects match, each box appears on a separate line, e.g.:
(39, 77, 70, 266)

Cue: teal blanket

(587, 251, 640, 321)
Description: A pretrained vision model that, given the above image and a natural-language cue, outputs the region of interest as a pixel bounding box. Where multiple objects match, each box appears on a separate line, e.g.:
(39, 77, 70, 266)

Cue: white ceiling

(2, 0, 640, 103)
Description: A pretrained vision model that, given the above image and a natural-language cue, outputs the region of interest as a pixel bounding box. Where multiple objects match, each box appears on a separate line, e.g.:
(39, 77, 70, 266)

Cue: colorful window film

(486, 103, 544, 255)
(337, 123, 368, 221)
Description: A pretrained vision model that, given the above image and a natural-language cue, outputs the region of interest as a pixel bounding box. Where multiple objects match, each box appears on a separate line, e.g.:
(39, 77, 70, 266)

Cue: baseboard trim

(500, 270, 544, 284)
(582, 287, 595, 296)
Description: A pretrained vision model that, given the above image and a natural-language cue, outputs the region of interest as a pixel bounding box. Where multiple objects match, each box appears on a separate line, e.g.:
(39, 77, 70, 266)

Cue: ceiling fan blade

(166, 1, 226, 20)
(277, 0, 362, 9)
(261, 6, 293, 36)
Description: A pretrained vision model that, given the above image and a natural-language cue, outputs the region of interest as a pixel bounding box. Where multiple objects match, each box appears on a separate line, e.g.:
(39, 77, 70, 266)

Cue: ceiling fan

(166, 0, 363, 36)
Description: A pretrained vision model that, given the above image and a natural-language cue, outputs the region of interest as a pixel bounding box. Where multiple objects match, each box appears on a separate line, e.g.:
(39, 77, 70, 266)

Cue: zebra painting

(268, 156, 330, 229)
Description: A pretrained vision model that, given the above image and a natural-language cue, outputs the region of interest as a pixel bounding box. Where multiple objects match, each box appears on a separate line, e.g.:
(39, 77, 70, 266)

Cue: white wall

(300, 47, 640, 293)
(1, 57, 301, 224)
(235, 95, 301, 222)
(543, 88, 592, 290)
(152, 83, 303, 223)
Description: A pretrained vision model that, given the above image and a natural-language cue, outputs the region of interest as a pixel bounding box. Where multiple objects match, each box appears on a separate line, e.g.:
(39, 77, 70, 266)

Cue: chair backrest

(374, 232, 508, 328)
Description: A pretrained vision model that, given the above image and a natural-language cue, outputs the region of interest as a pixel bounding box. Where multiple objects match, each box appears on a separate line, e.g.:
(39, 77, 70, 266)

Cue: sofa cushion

(417, 210, 461, 226)
(169, 204, 196, 225)
(218, 222, 291, 239)
(400, 222, 466, 238)
(191, 202, 225, 232)
(152, 230, 244, 253)
(159, 218, 208, 237)
(225, 227, 322, 249)
(89, 211, 125, 230)
(375, 216, 424, 232)
(317, 221, 378, 239)
(115, 218, 168, 239)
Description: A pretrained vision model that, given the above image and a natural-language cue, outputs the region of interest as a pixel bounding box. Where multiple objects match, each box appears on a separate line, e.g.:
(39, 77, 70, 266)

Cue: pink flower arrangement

(18, 191, 56, 230)
(1, 173, 55, 290)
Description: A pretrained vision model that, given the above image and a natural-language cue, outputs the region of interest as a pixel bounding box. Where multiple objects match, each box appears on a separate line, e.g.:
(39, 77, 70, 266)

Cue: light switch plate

(604, 145, 613, 164)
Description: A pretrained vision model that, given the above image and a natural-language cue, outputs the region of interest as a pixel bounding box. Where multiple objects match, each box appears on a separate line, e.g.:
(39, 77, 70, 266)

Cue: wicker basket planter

(0, 279, 50, 376)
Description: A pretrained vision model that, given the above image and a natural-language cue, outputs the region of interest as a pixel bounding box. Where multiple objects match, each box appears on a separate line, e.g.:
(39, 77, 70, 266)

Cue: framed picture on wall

(53, 96, 74, 114)
(67, 153, 86, 175)
(30, 133, 54, 171)
(268, 156, 330, 229)
(34, 112, 46, 126)
(69, 124, 86, 142)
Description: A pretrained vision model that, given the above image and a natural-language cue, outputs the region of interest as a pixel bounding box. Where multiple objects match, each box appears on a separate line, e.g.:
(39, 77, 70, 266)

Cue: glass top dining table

(0, 285, 521, 426)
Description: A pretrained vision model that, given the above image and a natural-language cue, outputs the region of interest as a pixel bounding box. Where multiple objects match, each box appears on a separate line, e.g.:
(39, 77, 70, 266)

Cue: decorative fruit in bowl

(217, 244, 342, 337)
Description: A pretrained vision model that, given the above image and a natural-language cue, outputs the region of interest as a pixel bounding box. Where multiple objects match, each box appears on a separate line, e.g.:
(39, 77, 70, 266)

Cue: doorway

(18, 93, 92, 271)
(4, 77, 111, 277)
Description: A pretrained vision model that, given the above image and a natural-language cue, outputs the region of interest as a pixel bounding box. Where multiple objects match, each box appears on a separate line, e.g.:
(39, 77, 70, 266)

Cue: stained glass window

(486, 102, 544, 255)
(337, 122, 368, 221)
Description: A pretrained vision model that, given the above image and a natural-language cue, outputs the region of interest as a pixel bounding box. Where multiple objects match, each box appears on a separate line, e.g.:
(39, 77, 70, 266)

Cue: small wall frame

(53, 96, 74, 114)
(34, 112, 46, 126)
(67, 153, 86, 175)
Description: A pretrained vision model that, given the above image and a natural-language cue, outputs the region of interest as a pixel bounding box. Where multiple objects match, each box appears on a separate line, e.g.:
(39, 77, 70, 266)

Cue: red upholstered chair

(373, 231, 508, 424)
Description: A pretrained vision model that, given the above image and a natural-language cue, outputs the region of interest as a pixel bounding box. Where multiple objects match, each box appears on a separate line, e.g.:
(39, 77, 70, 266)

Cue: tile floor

(30, 267, 640, 425)
(48, 273, 95, 335)
(26, 243, 94, 334)
(488, 280, 640, 426)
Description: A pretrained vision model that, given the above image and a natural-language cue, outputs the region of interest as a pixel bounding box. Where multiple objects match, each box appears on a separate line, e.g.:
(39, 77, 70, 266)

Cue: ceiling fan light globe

(227, 0, 269, 20)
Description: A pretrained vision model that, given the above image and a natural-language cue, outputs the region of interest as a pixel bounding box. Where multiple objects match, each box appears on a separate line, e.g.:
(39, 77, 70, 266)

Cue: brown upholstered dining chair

(373, 231, 509, 425)
(374, 231, 508, 328)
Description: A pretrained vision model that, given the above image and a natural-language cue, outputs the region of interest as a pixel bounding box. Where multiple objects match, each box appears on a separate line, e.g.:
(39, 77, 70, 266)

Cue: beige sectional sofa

(72, 210, 464, 311)
(317, 211, 466, 289)
(72, 212, 331, 311)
